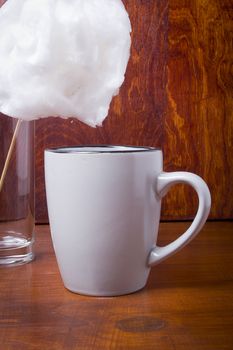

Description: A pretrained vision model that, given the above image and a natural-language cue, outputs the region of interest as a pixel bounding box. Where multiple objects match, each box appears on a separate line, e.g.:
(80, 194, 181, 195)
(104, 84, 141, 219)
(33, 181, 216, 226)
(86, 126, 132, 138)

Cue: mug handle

(148, 172, 211, 267)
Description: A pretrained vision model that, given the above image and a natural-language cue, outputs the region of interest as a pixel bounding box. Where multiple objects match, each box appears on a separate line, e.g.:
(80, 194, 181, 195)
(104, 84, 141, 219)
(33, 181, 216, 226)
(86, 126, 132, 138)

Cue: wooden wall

(0, 0, 232, 222)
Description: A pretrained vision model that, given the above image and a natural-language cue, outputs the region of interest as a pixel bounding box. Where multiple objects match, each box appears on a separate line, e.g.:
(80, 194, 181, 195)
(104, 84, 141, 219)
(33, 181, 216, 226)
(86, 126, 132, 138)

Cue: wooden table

(0, 222, 232, 349)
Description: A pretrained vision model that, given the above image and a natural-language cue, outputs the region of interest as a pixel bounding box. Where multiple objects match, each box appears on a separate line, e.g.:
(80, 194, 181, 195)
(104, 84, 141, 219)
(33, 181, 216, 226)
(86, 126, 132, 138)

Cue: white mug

(45, 146, 211, 296)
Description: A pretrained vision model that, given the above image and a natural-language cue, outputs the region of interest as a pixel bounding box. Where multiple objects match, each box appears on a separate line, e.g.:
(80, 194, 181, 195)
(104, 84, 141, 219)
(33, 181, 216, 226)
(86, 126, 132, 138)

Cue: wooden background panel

(0, 0, 232, 221)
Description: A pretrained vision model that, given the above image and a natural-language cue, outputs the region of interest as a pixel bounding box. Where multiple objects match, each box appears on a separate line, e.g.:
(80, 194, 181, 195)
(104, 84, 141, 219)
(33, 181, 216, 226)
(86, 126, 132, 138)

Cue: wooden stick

(0, 119, 22, 192)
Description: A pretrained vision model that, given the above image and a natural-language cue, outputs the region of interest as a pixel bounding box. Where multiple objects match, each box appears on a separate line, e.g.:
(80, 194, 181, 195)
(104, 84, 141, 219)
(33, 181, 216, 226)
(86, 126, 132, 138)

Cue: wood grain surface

(0, 222, 233, 349)
(163, 0, 233, 220)
(0, 0, 232, 221)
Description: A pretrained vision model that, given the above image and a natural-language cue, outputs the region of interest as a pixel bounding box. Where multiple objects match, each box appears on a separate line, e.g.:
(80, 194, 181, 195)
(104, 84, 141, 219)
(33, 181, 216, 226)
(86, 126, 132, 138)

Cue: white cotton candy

(0, 0, 131, 127)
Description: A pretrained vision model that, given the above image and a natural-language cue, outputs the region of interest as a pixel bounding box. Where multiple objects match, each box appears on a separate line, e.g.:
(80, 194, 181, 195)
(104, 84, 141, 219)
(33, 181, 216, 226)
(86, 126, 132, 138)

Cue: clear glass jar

(0, 114, 35, 265)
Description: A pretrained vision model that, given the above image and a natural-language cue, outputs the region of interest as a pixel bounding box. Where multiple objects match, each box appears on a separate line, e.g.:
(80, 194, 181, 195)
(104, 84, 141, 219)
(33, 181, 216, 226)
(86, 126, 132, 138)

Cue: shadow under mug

(45, 146, 211, 296)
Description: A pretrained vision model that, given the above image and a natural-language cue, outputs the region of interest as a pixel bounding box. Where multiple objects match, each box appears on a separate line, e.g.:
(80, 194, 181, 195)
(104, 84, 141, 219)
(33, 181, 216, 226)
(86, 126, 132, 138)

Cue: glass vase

(0, 114, 35, 266)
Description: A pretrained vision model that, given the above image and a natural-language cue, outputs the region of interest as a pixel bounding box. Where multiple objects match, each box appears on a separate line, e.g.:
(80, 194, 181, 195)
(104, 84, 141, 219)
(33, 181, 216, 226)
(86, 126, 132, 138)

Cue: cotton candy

(0, 0, 131, 127)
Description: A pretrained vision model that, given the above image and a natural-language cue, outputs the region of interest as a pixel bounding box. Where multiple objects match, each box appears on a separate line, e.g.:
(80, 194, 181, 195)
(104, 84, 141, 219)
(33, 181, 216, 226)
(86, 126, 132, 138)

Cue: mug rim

(45, 145, 161, 154)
